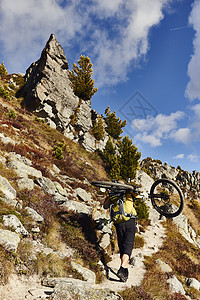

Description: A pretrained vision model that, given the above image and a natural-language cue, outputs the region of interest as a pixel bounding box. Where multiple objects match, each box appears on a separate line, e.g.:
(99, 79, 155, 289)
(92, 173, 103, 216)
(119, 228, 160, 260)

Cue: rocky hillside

(0, 36, 200, 299)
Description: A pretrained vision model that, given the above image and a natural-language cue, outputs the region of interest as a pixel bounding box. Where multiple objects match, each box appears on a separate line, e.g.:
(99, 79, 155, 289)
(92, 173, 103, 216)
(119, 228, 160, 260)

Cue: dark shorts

(115, 218, 136, 258)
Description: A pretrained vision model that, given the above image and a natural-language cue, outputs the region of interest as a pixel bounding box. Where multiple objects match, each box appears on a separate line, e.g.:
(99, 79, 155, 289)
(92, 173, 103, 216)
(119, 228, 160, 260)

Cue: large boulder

(3, 214, 29, 236)
(0, 229, 20, 252)
(0, 175, 16, 200)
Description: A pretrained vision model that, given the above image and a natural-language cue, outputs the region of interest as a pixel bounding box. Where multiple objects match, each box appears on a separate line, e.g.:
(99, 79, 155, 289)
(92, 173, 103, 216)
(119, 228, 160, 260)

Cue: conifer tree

(102, 137, 116, 173)
(110, 154, 121, 180)
(104, 106, 126, 139)
(68, 55, 98, 100)
(92, 115, 105, 140)
(118, 135, 141, 180)
(0, 61, 8, 76)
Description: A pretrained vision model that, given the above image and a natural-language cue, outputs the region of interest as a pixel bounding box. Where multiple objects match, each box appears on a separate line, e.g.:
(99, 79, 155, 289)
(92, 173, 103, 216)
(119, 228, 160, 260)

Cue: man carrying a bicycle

(103, 181, 137, 282)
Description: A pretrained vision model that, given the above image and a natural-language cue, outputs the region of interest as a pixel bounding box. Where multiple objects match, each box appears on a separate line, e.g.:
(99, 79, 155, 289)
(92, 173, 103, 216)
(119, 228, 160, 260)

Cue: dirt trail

(0, 202, 166, 299)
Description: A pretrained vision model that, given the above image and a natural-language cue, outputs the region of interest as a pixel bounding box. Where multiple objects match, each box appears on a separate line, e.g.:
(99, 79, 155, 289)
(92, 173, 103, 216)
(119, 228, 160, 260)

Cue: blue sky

(0, 0, 200, 172)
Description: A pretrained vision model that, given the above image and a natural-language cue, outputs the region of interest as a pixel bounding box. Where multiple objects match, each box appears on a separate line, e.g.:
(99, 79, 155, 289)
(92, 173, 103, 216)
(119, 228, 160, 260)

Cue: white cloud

(169, 128, 191, 144)
(174, 154, 184, 159)
(190, 103, 200, 137)
(187, 154, 199, 162)
(135, 132, 162, 147)
(132, 111, 189, 147)
(185, 0, 200, 100)
(0, 0, 85, 72)
(0, 0, 172, 85)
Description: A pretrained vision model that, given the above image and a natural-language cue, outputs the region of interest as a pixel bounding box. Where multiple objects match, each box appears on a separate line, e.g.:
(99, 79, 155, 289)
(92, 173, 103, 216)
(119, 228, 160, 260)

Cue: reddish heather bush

(120, 286, 153, 300)
(18, 189, 58, 232)
(169, 293, 188, 300)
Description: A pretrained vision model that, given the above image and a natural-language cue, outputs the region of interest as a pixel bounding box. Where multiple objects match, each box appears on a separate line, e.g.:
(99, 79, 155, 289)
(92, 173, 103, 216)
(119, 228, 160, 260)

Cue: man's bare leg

(121, 254, 129, 268)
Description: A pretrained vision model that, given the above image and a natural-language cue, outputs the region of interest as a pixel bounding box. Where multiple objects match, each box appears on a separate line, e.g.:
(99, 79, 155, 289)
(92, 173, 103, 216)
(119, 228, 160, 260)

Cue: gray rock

(17, 177, 34, 190)
(156, 259, 173, 273)
(42, 277, 122, 300)
(0, 175, 16, 200)
(71, 261, 96, 284)
(99, 233, 110, 249)
(6, 153, 42, 179)
(35, 177, 69, 198)
(167, 275, 185, 295)
(0, 196, 19, 208)
(3, 214, 29, 236)
(134, 170, 154, 193)
(24, 207, 44, 223)
(0, 132, 16, 145)
(22, 34, 79, 133)
(75, 187, 92, 202)
(60, 200, 93, 215)
(186, 278, 200, 291)
(130, 252, 144, 267)
(0, 229, 20, 252)
(31, 226, 40, 233)
(173, 214, 199, 247)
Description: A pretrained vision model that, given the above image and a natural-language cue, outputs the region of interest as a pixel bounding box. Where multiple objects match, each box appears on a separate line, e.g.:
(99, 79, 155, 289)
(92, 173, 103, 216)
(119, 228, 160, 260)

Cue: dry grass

(0, 246, 14, 285)
(133, 233, 145, 248)
(182, 198, 200, 235)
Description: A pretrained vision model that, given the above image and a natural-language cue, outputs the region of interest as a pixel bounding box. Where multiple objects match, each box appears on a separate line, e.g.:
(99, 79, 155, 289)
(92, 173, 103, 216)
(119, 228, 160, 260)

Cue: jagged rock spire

(21, 34, 108, 151)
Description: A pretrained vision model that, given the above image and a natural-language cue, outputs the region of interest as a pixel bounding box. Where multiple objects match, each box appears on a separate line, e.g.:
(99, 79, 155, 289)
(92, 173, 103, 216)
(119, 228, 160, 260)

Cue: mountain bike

(91, 178, 184, 218)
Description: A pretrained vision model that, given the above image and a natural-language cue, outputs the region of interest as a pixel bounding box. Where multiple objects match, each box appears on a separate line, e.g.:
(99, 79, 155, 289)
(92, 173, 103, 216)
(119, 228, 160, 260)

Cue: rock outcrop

(22, 34, 108, 152)
(141, 158, 200, 194)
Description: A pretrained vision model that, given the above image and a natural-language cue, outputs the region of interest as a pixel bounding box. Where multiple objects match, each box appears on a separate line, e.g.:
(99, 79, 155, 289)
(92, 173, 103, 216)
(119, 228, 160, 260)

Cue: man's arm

(103, 195, 110, 209)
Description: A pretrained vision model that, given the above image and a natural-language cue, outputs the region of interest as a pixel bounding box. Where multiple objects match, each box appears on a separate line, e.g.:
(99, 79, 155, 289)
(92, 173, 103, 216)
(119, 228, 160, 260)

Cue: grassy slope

(0, 74, 200, 299)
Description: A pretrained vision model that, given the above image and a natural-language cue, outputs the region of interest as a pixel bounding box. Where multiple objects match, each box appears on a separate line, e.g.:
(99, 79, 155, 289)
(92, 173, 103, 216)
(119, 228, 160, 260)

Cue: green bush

(0, 83, 11, 100)
(53, 140, 66, 160)
(8, 110, 17, 119)
(142, 168, 152, 177)
(134, 197, 149, 220)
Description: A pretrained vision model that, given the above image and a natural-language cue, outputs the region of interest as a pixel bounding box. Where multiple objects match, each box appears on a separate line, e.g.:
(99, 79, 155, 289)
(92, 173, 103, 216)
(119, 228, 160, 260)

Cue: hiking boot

(117, 266, 128, 282)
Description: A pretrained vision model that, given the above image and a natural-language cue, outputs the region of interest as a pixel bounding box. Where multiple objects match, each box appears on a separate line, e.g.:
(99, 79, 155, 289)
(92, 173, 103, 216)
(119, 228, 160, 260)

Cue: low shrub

(8, 110, 17, 119)
(53, 140, 66, 160)
(134, 197, 149, 220)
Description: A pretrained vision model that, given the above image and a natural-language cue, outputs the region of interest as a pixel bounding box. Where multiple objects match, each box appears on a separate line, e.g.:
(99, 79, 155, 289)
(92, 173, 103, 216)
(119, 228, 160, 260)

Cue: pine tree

(118, 135, 141, 181)
(0, 61, 8, 76)
(68, 55, 98, 100)
(92, 116, 105, 140)
(110, 154, 121, 180)
(104, 106, 126, 139)
(102, 137, 116, 173)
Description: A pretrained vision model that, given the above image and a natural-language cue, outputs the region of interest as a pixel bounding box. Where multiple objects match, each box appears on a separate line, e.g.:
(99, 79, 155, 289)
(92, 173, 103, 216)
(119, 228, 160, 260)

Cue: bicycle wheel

(150, 178, 184, 218)
(91, 181, 134, 191)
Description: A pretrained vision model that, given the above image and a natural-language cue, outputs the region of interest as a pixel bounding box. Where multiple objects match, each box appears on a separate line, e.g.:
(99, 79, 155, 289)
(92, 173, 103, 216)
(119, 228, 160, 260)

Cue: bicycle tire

(91, 181, 134, 191)
(150, 178, 184, 218)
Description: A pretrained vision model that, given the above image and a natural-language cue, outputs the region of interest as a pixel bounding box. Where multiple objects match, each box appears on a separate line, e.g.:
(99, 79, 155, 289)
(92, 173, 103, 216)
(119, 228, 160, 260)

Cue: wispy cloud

(185, 0, 200, 100)
(187, 153, 199, 162)
(174, 154, 184, 159)
(0, 0, 172, 86)
(132, 111, 191, 147)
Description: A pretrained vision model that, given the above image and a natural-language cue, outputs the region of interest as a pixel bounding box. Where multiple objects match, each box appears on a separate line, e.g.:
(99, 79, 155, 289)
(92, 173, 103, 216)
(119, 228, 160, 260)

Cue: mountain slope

(0, 70, 200, 299)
